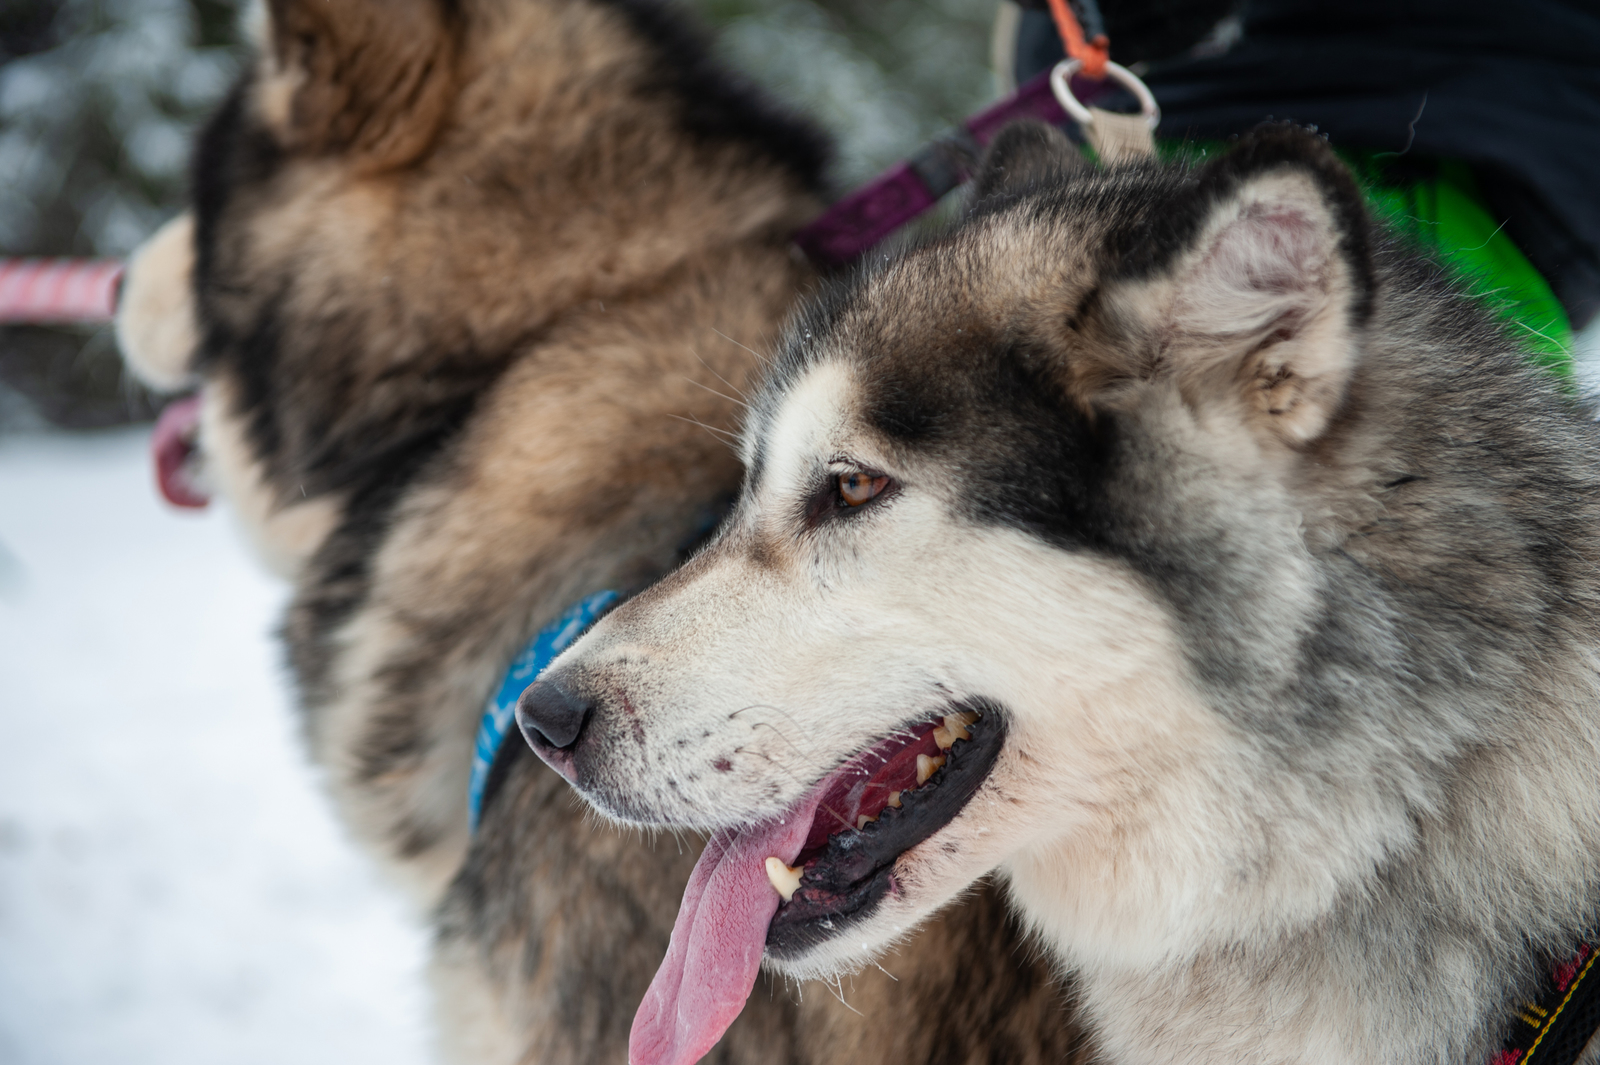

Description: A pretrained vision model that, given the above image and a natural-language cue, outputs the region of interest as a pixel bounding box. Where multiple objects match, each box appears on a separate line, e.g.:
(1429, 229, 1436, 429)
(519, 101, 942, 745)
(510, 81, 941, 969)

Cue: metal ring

(1049, 58, 1161, 131)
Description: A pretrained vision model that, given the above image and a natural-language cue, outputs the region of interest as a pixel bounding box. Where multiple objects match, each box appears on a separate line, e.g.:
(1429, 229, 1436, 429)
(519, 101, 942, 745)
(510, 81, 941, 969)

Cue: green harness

(1352, 154, 1573, 377)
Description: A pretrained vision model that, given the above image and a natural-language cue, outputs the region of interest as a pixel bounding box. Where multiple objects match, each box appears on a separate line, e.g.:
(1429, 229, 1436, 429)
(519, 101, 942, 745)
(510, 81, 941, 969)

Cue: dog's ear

(971, 120, 1087, 203)
(256, 0, 457, 172)
(1100, 125, 1374, 444)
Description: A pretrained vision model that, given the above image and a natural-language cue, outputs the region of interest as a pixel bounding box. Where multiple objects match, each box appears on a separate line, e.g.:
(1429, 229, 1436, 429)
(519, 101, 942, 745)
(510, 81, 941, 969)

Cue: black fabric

(1500, 944, 1600, 1064)
(1013, 0, 1242, 66)
(1012, 1, 1600, 329)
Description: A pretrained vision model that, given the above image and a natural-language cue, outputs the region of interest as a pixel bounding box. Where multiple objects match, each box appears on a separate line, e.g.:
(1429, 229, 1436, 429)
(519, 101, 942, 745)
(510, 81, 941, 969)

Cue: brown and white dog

(117, 1, 1089, 1062)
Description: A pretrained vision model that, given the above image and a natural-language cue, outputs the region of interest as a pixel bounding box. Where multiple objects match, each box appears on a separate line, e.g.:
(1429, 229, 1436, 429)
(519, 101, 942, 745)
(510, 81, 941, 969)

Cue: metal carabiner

(1049, 58, 1161, 131)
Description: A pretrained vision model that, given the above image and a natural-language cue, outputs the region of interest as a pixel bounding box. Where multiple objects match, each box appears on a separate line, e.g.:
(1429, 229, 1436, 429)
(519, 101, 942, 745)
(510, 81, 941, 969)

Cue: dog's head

(519, 122, 1382, 1001)
(116, 0, 825, 576)
(115, 0, 469, 572)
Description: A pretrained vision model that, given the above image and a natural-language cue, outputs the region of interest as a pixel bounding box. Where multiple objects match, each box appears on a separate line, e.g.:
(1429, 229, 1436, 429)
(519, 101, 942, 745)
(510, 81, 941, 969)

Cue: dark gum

(765, 701, 1006, 958)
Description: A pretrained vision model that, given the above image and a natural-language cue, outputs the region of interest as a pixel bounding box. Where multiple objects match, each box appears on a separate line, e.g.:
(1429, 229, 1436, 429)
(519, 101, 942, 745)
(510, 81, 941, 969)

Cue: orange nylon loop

(1044, 0, 1110, 79)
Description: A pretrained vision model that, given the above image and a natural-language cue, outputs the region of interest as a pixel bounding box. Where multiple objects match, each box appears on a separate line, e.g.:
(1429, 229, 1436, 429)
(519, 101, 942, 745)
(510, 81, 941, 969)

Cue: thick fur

(117, 2, 1089, 1062)
(540, 122, 1600, 1063)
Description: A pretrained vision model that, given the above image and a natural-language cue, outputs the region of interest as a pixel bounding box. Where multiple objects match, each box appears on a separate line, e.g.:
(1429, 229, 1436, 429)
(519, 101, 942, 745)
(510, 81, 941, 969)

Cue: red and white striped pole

(0, 258, 124, 324)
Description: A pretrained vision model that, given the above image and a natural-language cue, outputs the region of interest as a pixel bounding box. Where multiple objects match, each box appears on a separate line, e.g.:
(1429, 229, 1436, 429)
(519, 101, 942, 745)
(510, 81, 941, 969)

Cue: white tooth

(916, 753, 946, 785)
(933, 726, 955, 750)
(857, 814, 875, 830)
(888, 791, 902, 808)
(942, 713, 973, 743)
(765, 857, 802, 902)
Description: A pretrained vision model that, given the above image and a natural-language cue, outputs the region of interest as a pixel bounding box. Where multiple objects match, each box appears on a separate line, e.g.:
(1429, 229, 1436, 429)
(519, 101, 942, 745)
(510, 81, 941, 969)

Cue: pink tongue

(629, 792, 823, 1065)
(151, 395, 209, 509)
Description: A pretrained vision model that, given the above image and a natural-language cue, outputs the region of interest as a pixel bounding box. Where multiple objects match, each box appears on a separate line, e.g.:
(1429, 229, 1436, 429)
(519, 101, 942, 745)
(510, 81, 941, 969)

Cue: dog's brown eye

(838, 471, 887, 507)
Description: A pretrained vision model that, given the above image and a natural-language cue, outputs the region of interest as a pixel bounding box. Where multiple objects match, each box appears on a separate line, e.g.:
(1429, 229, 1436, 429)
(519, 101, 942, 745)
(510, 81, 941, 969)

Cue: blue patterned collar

(467, 589, 621, 832)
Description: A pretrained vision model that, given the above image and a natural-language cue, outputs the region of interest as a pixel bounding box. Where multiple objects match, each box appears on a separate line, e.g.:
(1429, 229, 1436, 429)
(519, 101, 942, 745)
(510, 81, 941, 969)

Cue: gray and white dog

(520, 122, 1600, 1064)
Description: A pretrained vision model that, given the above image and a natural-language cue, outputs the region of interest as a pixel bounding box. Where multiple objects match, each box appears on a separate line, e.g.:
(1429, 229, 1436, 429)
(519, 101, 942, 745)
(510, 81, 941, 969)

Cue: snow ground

(0, 430, 432, 1065)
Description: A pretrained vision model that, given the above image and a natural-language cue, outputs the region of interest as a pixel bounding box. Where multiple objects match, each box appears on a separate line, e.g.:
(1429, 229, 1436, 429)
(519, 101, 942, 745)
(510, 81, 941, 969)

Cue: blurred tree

(698, 0, 999, 188)
(0, 0, 243, 429)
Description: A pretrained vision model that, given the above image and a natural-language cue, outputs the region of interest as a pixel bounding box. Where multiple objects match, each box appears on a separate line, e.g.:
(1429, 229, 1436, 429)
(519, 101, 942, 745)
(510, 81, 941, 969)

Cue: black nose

(516, 679, 593, 758)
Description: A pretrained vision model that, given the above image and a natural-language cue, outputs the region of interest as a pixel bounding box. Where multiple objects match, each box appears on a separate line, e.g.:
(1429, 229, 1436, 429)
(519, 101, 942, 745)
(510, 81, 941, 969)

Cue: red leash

(0, 258, 123, 324)
(1044, 0, 1110, 79)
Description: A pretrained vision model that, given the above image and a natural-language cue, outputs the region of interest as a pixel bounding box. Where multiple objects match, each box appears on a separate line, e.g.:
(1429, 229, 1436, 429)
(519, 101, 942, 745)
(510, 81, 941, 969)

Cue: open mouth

(765, 699, 1005, 958)
(627, 700, 1005, 1065)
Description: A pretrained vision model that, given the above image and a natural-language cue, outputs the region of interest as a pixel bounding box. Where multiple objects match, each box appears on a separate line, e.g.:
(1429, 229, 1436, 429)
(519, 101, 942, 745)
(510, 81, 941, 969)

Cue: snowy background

(0, 431, 432, 1065)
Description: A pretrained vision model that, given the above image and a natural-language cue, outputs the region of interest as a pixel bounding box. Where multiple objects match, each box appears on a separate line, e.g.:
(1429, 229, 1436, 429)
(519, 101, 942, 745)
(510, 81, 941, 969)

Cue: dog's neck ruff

(467, 589, 620, 832)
